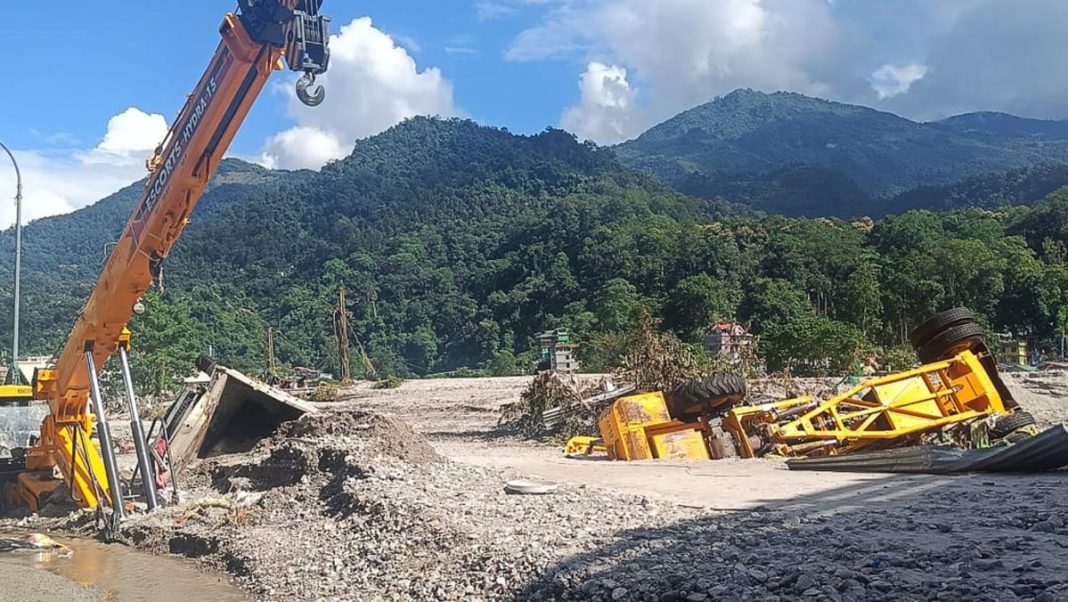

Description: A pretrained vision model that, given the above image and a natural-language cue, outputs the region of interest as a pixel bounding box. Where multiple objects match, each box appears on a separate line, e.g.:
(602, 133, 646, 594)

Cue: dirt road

(342, 374, 1068, 511)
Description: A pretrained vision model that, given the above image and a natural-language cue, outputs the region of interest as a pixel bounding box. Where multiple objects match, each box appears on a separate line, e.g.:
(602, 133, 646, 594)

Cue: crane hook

(296, 71, 326, 107)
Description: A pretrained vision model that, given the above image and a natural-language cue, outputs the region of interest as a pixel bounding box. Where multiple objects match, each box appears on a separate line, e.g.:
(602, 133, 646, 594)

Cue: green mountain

(5, 117, 1068, 388)
(893, 163, 1068, 212)
(0, 119, 708, 382)
(934, 112, 1068, 139)
(616, 89, 1068, 216)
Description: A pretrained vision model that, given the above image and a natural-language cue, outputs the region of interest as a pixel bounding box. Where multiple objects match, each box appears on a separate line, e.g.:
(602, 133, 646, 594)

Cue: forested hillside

(0, 160, 308, 355)
(616, 90, 1068, 216)
(893, 164, 1068, 212)
(4, 118, 1068, 391)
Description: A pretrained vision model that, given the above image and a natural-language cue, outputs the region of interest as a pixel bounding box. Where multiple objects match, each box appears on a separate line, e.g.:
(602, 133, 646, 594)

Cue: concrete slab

(167, 367, 316, 472)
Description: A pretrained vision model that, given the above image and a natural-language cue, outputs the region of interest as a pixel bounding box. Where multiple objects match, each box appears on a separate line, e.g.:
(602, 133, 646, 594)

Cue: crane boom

(19, 0, 331, 511)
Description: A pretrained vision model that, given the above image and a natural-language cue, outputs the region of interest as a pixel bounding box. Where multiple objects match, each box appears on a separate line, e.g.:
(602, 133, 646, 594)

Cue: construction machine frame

(15, 1, 331, 516)
(723, 349, 1009, 458)
(576, 346, 1018, 463)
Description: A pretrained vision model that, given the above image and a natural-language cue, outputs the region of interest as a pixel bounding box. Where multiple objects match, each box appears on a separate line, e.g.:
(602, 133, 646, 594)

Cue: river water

(0, 531, 247, 601)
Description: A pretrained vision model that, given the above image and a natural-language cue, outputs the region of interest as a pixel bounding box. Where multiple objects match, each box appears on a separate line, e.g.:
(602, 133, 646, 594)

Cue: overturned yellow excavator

(575, 308, 1046, 465)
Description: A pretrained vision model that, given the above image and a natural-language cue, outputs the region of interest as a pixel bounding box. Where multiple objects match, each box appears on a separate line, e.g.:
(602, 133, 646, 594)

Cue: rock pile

(120, 409, 692, 601)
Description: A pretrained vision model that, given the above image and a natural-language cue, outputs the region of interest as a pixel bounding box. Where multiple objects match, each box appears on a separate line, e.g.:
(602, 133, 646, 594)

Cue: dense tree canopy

(3, 118, 1068, 390)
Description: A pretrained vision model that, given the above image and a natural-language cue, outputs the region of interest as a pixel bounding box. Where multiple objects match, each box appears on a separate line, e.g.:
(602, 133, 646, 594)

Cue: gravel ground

(1003, 372, 1068, 428)
(114, 409, 695, 601)
(3, 372, 1067, 601)
(0, 556, 99, 601)
(514, 472, 1068, 601)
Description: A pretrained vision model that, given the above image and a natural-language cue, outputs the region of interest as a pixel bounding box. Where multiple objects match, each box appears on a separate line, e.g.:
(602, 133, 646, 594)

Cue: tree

(127, 291, 204, 397)
(591, 278, 645, 333)
(761, 315, 866, 376)
(738, 278, 813, 333)
(663, 274, 737, 340)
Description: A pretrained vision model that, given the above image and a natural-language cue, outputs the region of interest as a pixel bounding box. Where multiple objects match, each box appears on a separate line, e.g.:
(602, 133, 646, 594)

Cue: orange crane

(17, 0, 332, 517)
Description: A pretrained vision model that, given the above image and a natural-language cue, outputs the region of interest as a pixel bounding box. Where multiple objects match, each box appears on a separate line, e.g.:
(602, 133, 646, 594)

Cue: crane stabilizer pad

(167, 367, 317, 473)
(786, 425, 1068, 474)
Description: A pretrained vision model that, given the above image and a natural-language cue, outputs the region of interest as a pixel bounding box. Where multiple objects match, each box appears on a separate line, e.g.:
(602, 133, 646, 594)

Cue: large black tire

(909, 308, 976, 351)
(917, 323, 985, 364)
(991, 411, 1036, 438)
(667, 374, 747, 422)
(196, 354, 218, 375)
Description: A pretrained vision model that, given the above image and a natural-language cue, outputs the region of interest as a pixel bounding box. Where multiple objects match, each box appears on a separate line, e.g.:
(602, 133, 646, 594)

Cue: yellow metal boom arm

(21, 1, 331, 511)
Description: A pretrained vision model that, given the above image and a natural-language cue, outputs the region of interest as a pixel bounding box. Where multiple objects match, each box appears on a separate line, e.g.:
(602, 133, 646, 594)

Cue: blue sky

(2, 0, 1067, 226)
(0, 1, 577, 156)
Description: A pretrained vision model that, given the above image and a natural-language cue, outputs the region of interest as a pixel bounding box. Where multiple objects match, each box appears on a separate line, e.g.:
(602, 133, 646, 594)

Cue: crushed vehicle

(569, 308, 1068, 472)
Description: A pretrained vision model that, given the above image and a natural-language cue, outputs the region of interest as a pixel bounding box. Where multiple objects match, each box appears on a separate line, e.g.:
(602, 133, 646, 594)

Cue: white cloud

(0, 107, 166, 228)
(89, 108, 169, 162)
(561, 62, 643, 144)
(261, 126, 347, 171)
(262, 17, 459, 170)
(883, 0, 1068, 120)
(511, 0, 847, 138)
(870, 63, 928, 99)
(476, 1, 517, 20)
(513, 0, 1068, 131)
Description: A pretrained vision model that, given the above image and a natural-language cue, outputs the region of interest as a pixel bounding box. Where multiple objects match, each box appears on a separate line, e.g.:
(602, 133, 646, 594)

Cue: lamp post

(0, 141, 22, 385)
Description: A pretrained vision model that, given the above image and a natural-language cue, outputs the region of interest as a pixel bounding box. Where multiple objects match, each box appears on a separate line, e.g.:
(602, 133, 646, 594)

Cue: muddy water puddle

(1, 531, 247, 601)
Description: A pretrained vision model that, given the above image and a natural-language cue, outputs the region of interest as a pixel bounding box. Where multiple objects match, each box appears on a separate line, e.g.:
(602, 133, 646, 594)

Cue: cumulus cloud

(0, 107, 166, 228)
(262, 17, 459, 170)
(561, 62, 643, 144)
(88, 108, 169, 163)
(509, 0, 849, 142)
(510, 0, 1068, 141)
(870, 63, 928, 100)
(883, 0, 1068, 120)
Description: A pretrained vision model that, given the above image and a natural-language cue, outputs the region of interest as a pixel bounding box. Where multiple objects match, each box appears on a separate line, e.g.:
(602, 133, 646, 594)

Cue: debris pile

(617, 314, 703, 393)
(501, 315, 711, 439)
(499, 372, 593, 437)
(115, 408, 690, 601)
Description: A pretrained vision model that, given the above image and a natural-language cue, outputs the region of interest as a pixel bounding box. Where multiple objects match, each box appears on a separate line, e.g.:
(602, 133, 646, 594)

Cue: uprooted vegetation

(616, 314, 705, 393)
(499, 372, 599, 438)
(499, 316, 712, 439)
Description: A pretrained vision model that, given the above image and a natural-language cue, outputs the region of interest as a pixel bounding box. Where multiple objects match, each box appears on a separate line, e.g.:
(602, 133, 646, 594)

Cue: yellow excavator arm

(19, 0, 331, 512)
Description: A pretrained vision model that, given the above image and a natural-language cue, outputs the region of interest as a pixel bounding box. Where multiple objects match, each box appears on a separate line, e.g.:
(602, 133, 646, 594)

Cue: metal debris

(787, 425, 1068, 474)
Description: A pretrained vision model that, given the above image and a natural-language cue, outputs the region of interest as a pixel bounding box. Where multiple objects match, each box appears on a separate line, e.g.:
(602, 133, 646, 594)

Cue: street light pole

(0, 141, 22, 385)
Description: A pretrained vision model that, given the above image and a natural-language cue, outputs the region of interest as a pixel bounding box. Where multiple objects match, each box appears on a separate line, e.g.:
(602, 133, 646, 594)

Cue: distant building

(994, 334, 1028, 366)
(536, 329, 580, 373)
(184, 371, 212, 387)
(704, 322, 754, 363)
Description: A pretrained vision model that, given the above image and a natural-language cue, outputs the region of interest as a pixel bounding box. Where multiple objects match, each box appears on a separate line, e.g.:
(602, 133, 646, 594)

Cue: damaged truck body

(571, 308, 1068, 473)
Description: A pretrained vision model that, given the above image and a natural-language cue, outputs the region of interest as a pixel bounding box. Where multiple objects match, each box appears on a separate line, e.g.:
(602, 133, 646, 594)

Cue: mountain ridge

(616, 89, 1068, 216)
